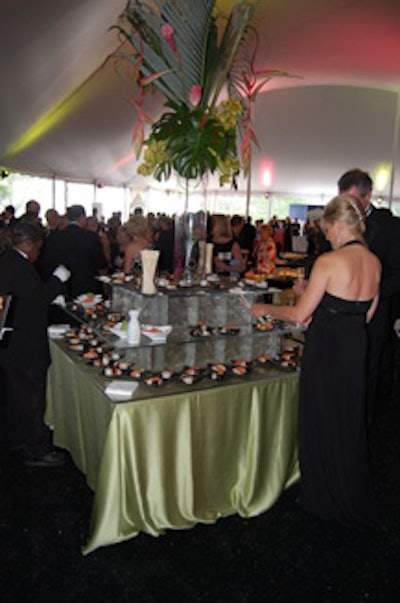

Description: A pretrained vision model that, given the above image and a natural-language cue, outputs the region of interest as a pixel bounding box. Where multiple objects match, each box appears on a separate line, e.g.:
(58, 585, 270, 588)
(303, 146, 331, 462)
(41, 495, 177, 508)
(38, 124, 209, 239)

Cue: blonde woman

(210, 214, 246, 276)
(251, 195, 381, 526)
(117, 216, 151, 275)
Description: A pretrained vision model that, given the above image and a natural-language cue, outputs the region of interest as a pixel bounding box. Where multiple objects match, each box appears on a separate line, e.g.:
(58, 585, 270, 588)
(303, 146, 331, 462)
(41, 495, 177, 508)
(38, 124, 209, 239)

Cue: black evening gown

(299, 290, 377, 524)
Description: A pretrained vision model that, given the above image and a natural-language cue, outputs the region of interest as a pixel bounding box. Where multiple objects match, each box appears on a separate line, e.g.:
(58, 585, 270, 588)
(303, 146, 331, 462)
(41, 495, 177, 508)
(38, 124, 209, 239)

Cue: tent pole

(245, 160, 251, 219)
(389, 90, 400, 210)
(52, 175, 56, 209)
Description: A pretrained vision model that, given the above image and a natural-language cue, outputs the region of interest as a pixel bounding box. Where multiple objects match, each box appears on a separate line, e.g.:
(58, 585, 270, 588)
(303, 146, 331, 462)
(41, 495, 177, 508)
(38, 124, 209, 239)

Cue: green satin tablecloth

(46, 340, 299, 554)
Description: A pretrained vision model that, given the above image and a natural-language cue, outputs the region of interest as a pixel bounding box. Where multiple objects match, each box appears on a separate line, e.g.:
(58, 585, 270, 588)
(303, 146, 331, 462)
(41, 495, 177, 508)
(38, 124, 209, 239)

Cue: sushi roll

(82, 350, 99, 360)
(143, 375, 164, 387)
(114, 360, 131, 372)
(210, 370, 224, 381)
(129, 368, 145, 379)
(91, 357, 104, 367)
(231, 359, 250, 367)
(210, 363, 227, 374)
(183, 366, 201, 376)
(161, 369, 175, 381)
(103, 366, 123, 378)
(231, 365, 248, 376)
(69, 343, 85, 352)
(180, 374, 196, 385)
(257, 354, 272, 364)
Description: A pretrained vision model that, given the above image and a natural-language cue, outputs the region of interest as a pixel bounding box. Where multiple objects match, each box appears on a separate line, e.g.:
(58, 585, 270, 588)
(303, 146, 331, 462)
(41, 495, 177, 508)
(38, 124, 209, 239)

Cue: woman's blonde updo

(210, 214, 232, 239)
(123, 215, 149, 241)
(322, 194, 366, 236)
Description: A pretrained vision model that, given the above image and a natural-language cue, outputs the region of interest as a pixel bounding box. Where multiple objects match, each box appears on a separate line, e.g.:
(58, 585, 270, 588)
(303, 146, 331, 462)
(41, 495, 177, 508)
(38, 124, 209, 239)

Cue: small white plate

(141, 324, 172, 343)
(74, 293, 103, 308)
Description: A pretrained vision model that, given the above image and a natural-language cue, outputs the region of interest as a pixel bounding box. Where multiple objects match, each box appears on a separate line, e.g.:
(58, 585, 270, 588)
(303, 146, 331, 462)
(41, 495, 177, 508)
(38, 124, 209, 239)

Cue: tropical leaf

(117, 0, 216, 104)
(207, 3, 255, 107)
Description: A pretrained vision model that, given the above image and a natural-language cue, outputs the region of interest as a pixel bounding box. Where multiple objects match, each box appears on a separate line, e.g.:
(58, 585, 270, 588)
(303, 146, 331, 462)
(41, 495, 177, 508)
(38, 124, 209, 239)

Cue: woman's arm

(366, 292, 379, 323)
(231, 241, 246, 273)
(123, 242, 135, 274)
(214, 241, 246, 273)
(251, 254, 330, 324)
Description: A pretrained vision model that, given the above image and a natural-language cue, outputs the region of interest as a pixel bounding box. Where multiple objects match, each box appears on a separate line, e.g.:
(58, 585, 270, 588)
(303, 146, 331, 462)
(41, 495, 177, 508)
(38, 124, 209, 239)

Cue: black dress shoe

(24, 450, 67, 468)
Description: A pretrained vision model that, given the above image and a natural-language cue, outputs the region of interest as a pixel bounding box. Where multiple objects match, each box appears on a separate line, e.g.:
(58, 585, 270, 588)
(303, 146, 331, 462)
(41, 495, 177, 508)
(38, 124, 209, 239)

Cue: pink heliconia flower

(161, 23, 174, 38)
(189, 85, 202, 107)
(161, 23, 178, 55)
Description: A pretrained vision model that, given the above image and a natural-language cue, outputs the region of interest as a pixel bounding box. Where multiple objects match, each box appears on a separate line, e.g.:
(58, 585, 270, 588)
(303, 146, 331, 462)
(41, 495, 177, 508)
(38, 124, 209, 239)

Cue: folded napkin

(104, 380, 139, 401)
(48, 324, 71, 339)
(52, 295, 66, 307)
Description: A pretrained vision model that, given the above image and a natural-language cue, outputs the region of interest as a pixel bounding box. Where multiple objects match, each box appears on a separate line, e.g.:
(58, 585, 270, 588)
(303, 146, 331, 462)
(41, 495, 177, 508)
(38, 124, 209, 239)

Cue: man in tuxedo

(338, 168, 400, 424)
(18, 199, 42, 224)
(0, 221, 70, 466)
(38, 204, 107, 298)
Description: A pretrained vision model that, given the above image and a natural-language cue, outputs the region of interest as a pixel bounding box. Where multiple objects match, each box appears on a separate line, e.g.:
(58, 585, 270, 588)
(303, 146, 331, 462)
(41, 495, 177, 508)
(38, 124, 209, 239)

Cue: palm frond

(161, 0, 215, 93)
(118, 0, 216, 104)
(207, 3, 255, 107)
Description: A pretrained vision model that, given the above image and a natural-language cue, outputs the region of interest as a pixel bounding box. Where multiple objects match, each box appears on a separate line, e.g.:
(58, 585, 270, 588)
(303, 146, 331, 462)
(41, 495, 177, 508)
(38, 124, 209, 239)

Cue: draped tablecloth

(46, 340, 299, 554)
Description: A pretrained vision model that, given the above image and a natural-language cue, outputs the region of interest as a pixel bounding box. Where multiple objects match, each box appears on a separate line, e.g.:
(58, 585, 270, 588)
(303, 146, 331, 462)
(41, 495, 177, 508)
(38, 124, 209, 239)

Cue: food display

(253, 320, 275, 332)
(59, 280, 305, 399)
(190, 322, 240, 338)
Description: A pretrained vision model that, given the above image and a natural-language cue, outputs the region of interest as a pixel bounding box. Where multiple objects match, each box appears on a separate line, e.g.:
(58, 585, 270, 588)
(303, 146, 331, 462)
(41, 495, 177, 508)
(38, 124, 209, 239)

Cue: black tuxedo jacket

(38, 223, 107, 298)
(365, 206, 400, 300)
(0, 248, 64, 368)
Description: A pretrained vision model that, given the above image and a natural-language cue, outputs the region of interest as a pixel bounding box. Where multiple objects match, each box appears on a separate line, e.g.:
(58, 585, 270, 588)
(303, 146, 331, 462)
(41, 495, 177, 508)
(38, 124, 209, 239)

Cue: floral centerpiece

(114, 0, 294, 187)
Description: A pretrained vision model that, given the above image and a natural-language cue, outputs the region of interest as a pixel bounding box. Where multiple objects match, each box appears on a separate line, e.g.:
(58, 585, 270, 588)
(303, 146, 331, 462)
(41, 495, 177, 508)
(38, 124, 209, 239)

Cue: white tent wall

(1, 0, 400, 213)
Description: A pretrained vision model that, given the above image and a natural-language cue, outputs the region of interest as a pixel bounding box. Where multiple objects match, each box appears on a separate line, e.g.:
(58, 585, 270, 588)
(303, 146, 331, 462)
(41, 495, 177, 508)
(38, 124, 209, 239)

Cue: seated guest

(0, 221, 70, 466)
(256, 224, 277, 275)
(210, 214, 246, 276)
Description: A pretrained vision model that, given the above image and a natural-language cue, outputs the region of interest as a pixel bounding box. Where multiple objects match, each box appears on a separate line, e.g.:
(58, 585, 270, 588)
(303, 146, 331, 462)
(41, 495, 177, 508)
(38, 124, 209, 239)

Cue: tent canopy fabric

(1, 0, 400, 196)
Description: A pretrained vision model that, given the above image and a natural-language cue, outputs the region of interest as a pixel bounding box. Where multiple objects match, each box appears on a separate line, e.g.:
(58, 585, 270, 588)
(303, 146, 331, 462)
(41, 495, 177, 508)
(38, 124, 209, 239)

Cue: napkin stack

(104, 380, 139, 401)
(48, 324, 71, 339)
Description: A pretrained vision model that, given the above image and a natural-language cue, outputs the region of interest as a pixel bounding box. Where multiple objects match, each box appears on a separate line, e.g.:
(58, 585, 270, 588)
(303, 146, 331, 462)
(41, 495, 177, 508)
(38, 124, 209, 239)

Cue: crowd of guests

(0, 199, 315, 285)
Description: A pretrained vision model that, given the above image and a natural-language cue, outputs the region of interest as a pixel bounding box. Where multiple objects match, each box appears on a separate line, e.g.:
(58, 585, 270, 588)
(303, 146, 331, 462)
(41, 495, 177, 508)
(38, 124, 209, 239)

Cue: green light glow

(4, 90, 87, 156)
(373, 165, 391, 192)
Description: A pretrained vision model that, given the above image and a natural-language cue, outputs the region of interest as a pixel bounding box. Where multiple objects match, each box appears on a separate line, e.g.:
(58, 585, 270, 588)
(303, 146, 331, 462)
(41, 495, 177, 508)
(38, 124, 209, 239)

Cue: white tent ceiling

(1, 0, 400, 197)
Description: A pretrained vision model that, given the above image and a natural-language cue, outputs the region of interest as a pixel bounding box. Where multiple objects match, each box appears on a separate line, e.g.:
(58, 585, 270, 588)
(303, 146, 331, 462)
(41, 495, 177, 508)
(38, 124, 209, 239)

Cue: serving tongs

(228, 288, 271, 325)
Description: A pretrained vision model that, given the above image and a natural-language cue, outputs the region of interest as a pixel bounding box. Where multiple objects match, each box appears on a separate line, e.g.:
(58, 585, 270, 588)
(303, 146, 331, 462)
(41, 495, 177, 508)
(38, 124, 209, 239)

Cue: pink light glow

(105, 151, 137, 173)
(260, 160, 275, 188)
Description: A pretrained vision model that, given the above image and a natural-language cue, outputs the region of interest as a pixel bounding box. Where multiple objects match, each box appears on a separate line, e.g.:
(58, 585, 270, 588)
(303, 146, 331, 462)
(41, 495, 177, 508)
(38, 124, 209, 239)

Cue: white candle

(140, 250, 160, 295)
(205, 243, 213, 275)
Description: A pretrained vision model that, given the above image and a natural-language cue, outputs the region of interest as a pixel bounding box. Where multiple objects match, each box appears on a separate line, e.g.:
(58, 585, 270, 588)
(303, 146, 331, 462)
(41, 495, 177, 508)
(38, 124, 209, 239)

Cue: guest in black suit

(18, 199, 42, 225)
(338, 168, 400, 424)
(0, 222, 70, 466)
(154, 216, 174, 275)
(0, 205, 18, 229)
(38, 205, 107, 299)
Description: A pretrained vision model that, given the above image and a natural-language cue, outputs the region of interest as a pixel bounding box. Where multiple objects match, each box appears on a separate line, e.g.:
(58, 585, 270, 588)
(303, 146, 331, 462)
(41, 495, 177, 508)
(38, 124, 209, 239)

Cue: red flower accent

(161, 23, 178, 56)
(189, 85, 202, 107)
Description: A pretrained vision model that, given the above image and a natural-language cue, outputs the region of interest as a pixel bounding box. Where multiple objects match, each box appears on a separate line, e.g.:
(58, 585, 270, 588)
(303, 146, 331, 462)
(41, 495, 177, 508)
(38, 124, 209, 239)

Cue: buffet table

(46, 339, 300, 554)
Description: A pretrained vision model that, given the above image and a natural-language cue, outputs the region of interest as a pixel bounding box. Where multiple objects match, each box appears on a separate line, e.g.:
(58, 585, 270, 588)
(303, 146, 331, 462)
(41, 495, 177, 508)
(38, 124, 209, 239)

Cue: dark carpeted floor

(1, 389, 399, 602)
